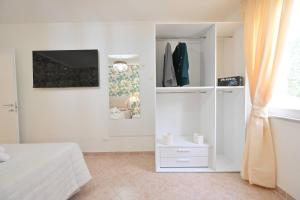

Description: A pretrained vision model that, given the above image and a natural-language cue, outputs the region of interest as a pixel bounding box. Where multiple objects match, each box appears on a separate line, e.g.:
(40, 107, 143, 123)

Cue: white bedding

(0, 143, 91, 200)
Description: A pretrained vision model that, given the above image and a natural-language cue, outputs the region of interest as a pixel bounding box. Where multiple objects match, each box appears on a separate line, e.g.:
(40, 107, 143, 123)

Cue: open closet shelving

(155, 23, 246, 172)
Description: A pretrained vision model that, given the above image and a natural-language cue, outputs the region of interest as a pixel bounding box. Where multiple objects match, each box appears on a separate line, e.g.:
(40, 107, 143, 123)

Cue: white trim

(269, 107, 300, 122)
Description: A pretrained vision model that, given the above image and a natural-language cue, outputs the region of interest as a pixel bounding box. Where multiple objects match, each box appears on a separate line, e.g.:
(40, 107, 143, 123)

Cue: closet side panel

(199, 91, 216, 169)
(233, 90, 246, 168)
(200, 26, 215, 86)
(216, 93, 224, 155)
(215, 23, 246, 171)
(217, 39, 225, 78)
(217, 38, 235, 78)
(156, 93, 202, 136)
(156, 41, 165, 87)
(233, 27, 245, 77)
(223, 93, 236, 161)
(216, 90, 246, 170)
(217, 25, 244, 79)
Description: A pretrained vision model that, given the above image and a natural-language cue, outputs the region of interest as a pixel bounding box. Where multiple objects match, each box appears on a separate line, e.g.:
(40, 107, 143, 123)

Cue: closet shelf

(156, 86, 214, 93)
(216, 154, 240, 172)
(217, 86, 244, 90)
(157, 135, 210, 148)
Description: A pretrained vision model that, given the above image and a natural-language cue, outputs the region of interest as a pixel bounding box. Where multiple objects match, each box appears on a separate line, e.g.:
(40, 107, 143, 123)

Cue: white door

(0, 48, 19, 143)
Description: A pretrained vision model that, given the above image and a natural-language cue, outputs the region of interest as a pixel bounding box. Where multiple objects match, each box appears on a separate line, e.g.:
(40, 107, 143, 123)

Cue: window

(270, 1, 300, 120)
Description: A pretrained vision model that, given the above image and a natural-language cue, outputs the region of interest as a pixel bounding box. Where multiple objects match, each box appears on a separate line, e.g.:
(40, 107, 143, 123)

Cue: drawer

(160, 156, 208, 168)
(160, 147, 208, 157)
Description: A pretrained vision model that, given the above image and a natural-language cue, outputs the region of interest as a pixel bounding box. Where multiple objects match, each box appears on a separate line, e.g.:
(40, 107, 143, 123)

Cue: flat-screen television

(33, 49, 99, 88)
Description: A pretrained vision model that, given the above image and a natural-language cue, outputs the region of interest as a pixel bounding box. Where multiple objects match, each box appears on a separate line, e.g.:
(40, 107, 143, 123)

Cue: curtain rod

(156, 91, 208, 94)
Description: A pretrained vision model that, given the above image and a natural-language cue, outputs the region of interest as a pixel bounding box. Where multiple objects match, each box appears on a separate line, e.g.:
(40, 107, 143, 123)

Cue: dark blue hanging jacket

(172, 42, 189, 86)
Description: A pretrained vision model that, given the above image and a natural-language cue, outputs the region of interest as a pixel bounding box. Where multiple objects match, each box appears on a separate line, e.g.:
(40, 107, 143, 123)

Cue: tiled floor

(71, 152, 282, 200)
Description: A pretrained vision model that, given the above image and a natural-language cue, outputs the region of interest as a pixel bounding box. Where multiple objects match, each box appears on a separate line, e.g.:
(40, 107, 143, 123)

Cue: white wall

(270, 118, 300, 199)
(0, 22, 155, 152)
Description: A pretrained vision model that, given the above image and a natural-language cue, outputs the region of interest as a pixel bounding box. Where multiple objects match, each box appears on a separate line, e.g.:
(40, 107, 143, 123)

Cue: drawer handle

(177, 149, 191, 152)
(176, 158, 191, 162)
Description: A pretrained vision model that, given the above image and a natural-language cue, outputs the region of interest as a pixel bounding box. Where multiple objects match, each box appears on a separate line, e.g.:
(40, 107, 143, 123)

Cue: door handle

(14, 102, 18, 111)
(177, 148, 191, 152)
(1, 103, 18, 112)
(2, 104, 14, 107)
(176, 158, 191, 162)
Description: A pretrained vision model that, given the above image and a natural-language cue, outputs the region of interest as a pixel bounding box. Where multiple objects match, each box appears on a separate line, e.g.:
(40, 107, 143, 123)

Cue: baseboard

(275, 186, 296, 200)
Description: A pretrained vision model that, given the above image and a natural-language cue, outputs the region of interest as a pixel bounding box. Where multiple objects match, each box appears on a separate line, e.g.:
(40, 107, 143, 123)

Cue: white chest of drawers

(156, 136, 210, 170)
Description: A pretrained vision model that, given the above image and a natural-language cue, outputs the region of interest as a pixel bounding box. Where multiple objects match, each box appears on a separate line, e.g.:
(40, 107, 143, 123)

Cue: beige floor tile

(70, 152, 281, 200)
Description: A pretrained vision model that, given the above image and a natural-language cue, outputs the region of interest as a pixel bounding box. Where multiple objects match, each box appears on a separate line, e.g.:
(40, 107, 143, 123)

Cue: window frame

(269, 107, 300, 122)
(268, 0, 300, 121)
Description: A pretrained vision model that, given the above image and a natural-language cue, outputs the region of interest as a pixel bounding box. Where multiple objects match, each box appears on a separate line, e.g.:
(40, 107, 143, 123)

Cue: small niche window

(109, 63, 141, 120)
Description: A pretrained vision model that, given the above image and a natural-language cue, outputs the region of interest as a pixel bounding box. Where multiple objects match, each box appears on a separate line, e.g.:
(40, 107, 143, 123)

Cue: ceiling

(0, 0, 241, 24)
(216, 22, 243, 36)
(156, 24, 212, 39)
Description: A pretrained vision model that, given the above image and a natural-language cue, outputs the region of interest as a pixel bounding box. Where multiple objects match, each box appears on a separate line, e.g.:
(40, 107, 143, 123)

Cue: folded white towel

(0, 152, 10, 162)
(0, 145, 4, 152)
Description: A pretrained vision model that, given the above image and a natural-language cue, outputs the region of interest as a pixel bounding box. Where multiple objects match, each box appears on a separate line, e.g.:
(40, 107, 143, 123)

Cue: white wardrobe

(155, 23, 246, 172)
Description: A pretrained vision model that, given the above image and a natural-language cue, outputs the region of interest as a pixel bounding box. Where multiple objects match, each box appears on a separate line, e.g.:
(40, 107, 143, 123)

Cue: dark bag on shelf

(218, 76, 244, 86)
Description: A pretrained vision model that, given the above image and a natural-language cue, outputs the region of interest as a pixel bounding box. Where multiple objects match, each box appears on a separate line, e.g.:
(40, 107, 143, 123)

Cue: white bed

(0, 143, 91, 200)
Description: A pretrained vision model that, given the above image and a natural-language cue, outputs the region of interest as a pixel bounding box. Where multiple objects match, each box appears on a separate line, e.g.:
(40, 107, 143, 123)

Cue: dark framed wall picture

(32, 49, 99, 88)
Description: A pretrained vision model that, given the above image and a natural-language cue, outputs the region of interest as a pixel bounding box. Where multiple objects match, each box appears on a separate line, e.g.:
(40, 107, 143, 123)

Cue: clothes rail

(156, 36, 233, 40)
(218, 90, 233, 93)
(218, 36, 233, 39)
(156, 91, 208, 94)
(156, 37, 206, 40)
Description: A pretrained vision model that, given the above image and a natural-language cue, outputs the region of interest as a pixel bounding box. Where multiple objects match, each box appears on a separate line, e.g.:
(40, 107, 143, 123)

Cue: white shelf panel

(157, 136, 210, 148)
(217, 86, 244, 90)
(215, 154, 240, 172)
(156, 86, 214, 93)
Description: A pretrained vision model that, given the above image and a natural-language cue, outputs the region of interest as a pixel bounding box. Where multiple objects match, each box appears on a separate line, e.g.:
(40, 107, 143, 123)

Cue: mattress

(0, 143, 91, 200)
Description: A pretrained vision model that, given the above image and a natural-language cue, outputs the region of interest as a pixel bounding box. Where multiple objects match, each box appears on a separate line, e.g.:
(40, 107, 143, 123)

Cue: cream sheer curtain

(241, 0, 294, 188)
